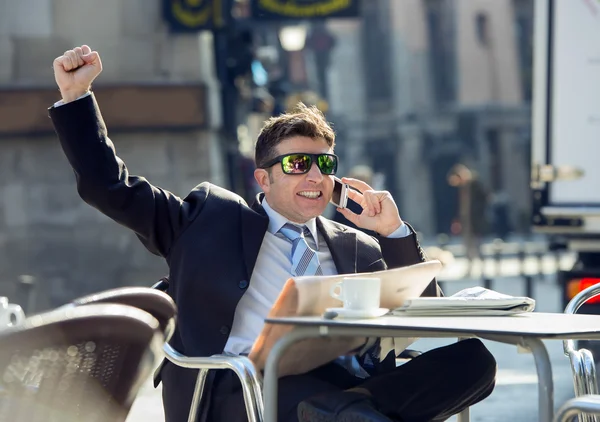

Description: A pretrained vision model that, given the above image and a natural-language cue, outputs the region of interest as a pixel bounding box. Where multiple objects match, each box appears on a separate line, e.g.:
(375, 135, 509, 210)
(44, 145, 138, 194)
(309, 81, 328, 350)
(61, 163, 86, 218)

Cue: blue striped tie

(279, 223, 323, 276)
(280, 224, 369, 377)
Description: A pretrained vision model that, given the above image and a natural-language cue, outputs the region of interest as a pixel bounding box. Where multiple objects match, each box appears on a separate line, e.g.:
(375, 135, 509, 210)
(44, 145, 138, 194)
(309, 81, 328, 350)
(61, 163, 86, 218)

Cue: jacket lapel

(240, 197, 360, 279)
(240, 194, 269, 280)
(317, 217, 357, 275)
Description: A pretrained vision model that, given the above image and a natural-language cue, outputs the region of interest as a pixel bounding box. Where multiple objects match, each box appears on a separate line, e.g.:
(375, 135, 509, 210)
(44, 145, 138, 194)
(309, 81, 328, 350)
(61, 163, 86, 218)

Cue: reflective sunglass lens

(282, 154, 311, 173)
(317, 155, 336, 174)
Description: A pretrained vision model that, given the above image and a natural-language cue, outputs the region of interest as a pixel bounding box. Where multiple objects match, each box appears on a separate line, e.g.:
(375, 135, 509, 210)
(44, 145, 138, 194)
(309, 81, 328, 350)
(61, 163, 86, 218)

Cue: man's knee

(453, 338, 497, 383)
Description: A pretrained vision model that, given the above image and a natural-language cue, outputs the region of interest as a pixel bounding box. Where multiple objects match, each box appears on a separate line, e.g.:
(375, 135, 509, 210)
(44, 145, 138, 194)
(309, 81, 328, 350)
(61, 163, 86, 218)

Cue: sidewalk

(420, 233, 550, 257)
(127, 379, 164, 422)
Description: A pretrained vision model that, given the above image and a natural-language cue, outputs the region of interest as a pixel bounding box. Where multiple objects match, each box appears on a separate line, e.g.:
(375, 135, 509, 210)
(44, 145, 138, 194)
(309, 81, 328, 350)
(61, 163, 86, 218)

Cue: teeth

(298, 191, 321, 199)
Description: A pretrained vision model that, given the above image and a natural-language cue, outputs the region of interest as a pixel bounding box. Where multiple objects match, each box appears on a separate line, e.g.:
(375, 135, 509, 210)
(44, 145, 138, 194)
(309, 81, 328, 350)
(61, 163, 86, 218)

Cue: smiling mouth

(297, 191, 322, 199)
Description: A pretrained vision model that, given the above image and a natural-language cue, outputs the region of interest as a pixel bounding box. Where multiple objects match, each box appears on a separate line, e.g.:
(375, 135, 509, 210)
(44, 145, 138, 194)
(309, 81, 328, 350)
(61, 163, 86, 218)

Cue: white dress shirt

(224, 198, 410, 355)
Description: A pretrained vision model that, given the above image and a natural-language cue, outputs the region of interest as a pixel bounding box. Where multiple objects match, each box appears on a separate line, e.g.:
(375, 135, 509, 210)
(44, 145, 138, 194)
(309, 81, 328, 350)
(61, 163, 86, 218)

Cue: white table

(263, 312, 600, 422)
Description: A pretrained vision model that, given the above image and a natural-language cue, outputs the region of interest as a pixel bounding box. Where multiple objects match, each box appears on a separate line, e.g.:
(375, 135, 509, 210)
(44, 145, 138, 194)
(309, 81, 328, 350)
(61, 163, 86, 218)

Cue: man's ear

(254, 168, 271, 192)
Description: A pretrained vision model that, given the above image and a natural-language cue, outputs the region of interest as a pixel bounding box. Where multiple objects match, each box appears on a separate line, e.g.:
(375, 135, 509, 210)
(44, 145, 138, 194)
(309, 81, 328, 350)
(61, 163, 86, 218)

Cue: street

(126, 257, 580, 422)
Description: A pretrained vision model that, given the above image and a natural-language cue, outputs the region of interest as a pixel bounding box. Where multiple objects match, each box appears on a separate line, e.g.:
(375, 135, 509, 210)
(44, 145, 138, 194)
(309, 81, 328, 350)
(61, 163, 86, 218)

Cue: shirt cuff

(53, 91, 91, 108)
(384, 222, 411, 239)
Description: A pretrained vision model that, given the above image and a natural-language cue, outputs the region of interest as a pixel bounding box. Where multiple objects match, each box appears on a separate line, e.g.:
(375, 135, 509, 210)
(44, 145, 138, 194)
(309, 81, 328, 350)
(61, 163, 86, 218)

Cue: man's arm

(377, 224, 442, 297)
(50, 46, 203, 257)
(336, 177, 442, 297)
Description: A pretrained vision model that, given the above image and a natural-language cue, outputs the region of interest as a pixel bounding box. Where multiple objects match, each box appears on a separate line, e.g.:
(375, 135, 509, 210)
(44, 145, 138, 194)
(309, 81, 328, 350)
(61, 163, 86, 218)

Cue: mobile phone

(330, 176, 349, 208)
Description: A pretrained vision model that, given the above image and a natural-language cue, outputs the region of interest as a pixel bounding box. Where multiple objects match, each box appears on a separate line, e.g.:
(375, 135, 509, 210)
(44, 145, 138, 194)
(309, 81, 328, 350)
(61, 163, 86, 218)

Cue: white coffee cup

(329, 277, 381, 311)
(0, 297, 25, 328)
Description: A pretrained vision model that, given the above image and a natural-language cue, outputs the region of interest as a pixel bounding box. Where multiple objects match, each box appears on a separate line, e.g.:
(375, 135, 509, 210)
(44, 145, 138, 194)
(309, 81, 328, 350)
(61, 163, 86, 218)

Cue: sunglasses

(261, 153, 338, 175)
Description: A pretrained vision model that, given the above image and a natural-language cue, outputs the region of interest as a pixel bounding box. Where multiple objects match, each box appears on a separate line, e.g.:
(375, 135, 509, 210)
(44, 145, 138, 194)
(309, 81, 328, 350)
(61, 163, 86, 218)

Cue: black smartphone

(330, 176, 349, 208)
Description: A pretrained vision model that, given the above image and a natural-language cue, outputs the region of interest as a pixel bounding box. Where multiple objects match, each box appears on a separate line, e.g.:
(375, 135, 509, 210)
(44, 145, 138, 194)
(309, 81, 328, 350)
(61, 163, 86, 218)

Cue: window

(425, 0, 456, 105)
(361, 0, 393, 108)
(513, 0, 534, 102)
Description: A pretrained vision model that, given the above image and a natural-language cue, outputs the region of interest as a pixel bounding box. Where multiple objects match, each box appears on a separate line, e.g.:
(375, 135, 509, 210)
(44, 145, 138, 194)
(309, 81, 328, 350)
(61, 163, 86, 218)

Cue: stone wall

(0, 129, 223, 312)
(0, 0, 225, 311)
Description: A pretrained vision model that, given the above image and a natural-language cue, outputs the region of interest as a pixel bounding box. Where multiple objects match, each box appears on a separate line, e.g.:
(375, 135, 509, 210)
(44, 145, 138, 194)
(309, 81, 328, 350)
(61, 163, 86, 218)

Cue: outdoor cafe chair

(563, 282, 600, 422)
(564, 283, 600, 396)
(0, 303, 163, 422)
(66, 286, 177, 342)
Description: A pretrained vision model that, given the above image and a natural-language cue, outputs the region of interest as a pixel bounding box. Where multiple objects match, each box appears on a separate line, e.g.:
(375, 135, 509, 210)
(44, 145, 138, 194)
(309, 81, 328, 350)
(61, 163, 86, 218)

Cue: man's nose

(306, 161, 323, 182)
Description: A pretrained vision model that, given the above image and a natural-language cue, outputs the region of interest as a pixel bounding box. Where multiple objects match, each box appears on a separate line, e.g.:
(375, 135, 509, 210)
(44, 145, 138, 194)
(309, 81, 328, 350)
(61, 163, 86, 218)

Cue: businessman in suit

(50, 46, 496, 422)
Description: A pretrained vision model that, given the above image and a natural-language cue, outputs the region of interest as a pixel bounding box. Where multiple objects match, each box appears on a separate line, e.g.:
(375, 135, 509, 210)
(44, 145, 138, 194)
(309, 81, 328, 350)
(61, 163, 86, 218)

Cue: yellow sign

(253, 0, 359, 20)
(165, 0, 224, 31)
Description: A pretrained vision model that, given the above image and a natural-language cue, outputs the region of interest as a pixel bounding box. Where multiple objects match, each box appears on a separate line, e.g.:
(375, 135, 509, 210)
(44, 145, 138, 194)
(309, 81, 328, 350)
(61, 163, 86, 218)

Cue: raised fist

(53, 45, 102, 103)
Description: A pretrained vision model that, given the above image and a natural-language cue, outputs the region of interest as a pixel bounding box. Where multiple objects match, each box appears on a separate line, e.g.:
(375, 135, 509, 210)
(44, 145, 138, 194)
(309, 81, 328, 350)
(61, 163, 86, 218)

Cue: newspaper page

(392, 286, 536, 316)
(248, 260, 442, 376)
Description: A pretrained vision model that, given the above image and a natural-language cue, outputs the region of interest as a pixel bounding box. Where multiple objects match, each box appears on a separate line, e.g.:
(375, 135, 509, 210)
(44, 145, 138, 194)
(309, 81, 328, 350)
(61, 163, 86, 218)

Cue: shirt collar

(262, 198, 319, 247)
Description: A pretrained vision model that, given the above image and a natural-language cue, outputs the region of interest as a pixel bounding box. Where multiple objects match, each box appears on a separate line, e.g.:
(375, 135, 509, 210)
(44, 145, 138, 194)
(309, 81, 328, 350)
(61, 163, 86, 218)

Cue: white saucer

(325, 307, 390, 319)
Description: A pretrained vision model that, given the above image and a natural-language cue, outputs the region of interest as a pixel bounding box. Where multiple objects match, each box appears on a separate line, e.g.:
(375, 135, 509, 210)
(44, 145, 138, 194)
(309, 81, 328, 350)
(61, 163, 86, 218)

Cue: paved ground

(126, 256, 581, 422)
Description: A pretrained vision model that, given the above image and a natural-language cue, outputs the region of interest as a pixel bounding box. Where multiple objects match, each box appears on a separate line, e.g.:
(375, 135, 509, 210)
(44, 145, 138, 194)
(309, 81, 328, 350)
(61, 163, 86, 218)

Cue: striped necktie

(280, 223, 370, 378)
(279, 223, 323, 276)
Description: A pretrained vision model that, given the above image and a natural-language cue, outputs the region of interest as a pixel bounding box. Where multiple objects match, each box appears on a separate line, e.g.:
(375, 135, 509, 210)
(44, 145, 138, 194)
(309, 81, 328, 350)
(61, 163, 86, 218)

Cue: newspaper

(248, 260, 442, 377)
(392, 286, 536, 316)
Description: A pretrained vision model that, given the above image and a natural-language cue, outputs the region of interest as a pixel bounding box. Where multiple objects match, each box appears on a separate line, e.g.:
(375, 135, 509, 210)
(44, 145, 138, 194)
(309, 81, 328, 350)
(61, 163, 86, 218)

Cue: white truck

(531, 0, 600, 354)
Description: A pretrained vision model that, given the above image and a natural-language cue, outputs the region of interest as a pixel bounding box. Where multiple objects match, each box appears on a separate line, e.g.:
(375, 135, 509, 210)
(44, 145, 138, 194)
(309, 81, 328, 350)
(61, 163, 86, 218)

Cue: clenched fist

(53, 45, 102, 103)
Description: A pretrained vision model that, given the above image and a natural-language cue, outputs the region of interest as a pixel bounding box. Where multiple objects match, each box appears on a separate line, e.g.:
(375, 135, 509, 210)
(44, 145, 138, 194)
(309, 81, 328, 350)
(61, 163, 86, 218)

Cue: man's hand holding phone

(334, 177, 403, 237)
(330, 177, 349, 209)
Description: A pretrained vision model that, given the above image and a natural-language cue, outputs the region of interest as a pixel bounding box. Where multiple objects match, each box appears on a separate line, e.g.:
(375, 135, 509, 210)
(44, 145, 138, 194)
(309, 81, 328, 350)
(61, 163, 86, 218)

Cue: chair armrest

(554, 395, 600, 422)
(163, 343, 264, 422)
(163, 343, 262, 383)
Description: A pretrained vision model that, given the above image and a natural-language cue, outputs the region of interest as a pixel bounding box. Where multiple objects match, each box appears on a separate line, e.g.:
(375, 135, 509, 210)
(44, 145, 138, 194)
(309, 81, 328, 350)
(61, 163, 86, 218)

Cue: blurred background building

(324, 0, 533, 237)
(0, 0, 534, 311)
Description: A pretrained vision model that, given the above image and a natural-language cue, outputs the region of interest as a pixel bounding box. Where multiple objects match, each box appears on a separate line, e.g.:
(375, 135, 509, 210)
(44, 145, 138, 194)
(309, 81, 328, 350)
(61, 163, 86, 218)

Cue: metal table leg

(263, 327, 320, 422)
(523, 337, 554, 422)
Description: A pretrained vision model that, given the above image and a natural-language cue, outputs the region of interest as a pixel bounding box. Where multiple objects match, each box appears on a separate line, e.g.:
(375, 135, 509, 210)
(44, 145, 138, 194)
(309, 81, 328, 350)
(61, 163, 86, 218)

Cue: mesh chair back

(70, 287, 177, 341)
(0, 304, 162, 422)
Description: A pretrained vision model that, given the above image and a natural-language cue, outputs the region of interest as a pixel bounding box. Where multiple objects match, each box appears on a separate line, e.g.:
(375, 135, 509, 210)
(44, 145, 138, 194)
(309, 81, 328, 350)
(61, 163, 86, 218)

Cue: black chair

(67, 286, 177, 342)
(0, 303, 163, 422)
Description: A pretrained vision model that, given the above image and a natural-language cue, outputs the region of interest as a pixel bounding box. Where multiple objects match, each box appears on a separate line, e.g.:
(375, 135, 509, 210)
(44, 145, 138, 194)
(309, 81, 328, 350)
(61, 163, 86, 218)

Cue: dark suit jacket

(49, 93, 441, 422)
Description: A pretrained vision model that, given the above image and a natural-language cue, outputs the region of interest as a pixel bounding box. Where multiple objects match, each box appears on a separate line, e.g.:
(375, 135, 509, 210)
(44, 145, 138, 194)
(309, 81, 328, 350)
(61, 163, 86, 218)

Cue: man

(447, 163, 490, 273)
(50, 46, 496, 422)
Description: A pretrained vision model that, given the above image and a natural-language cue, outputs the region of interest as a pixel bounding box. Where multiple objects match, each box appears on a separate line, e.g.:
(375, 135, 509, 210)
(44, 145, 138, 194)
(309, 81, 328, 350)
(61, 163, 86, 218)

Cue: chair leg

(582, 350, 599, 395)
(230, 360, 262, 422)
(567, 349, 600, 422)
(569, 350, 588, 397)
(188, 369, 209, 422)
(244, 364, 265, 422)
(582, 350, 600, 422)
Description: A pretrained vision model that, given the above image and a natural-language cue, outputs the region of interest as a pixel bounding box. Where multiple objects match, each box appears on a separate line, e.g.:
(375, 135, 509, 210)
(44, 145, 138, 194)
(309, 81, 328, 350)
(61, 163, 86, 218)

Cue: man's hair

(255, 103, 335, 169)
